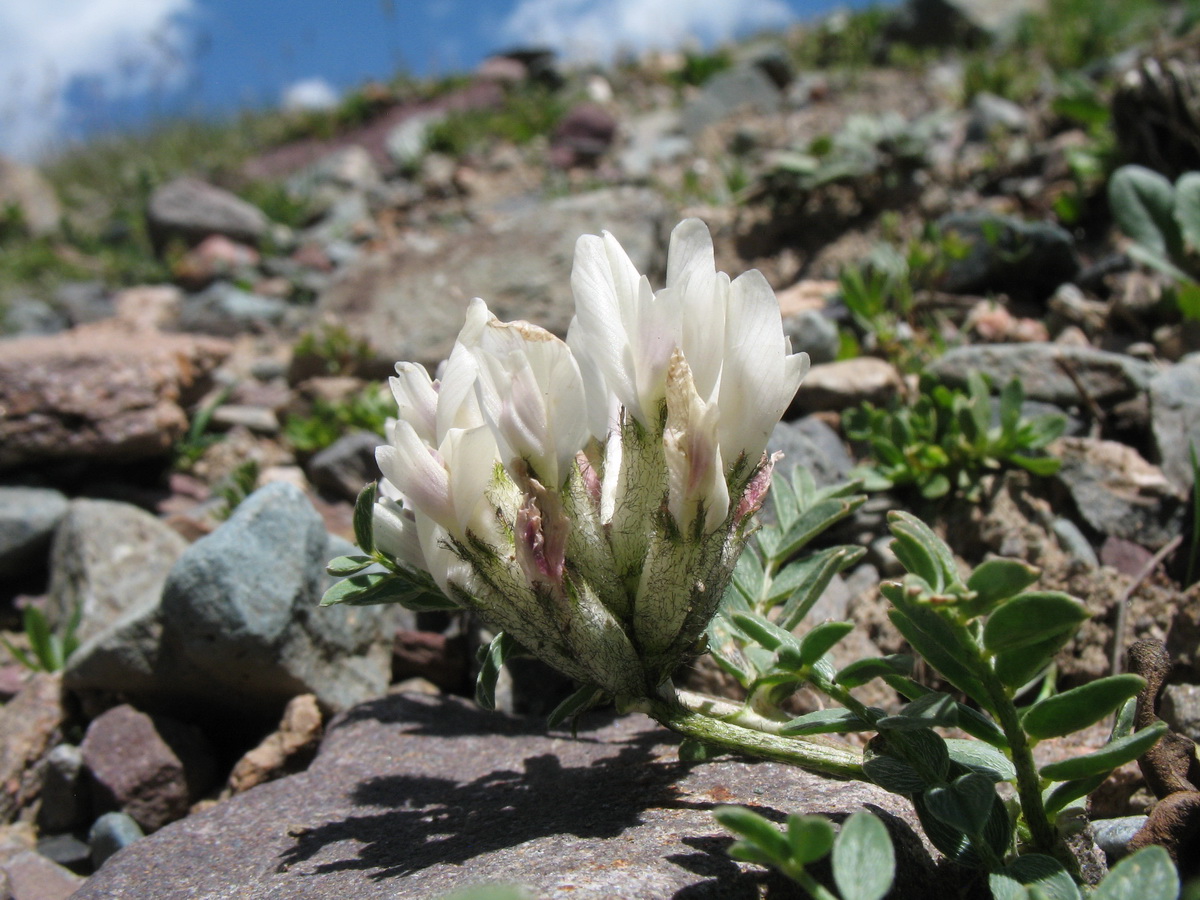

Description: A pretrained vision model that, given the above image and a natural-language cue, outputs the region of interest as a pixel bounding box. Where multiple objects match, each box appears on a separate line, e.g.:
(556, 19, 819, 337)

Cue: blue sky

(0, 0, 882, 162)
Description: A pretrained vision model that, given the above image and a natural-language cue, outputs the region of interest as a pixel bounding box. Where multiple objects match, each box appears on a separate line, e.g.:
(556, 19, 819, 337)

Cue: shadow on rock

(279, 726, 700, 880)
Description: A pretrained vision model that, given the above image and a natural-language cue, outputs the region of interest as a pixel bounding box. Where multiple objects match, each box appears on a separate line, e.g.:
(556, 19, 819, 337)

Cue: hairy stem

(637, 694, 864, 779)
(979, 670, 1059, 857)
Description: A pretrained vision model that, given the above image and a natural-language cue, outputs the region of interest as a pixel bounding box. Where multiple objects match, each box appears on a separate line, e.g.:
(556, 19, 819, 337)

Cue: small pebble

(89, 812, 145, 869)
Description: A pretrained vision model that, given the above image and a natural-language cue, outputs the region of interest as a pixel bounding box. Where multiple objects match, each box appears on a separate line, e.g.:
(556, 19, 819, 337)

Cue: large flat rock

(316, 188, 670, 371)
(0, 321, 229, 469)
(74, 693, 954, 899)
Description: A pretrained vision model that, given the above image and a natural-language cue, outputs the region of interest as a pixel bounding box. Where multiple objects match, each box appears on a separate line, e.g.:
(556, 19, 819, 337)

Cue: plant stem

(979, 671, 1059, 857)
(637, 694, 864, 779)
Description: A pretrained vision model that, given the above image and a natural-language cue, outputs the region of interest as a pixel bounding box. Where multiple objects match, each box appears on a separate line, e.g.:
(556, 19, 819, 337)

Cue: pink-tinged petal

(663, 349, 729, 534)
(513, 488, 569, 589)
(389, 363, 437, 445)
(630, 277, 680, 424)
(376, 422, 454, 532)
(475, 317, 588, 487)
(735, 452, 780, 523)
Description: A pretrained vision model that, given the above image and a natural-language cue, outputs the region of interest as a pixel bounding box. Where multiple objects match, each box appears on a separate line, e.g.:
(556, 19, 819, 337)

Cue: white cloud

(281, 77, 340, 112)
(0, 0, 196, 161)
(499, 0, 793, 63)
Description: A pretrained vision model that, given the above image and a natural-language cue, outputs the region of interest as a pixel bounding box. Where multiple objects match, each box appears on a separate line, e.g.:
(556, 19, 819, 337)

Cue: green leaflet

(1039, 721, 1168, 781)
(1021, 675, 1145, 740)
(832, 812, 895, 900)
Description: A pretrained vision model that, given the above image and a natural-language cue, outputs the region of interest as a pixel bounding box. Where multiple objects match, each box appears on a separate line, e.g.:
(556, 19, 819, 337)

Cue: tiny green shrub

(2, 604, 81, 673)
(284, 387, 392, 454)
(843, 373, 1066, 500)
(425, 85, 566, 157)
(1109, 164, 1200, 317)
(706, 480, 1174, 889)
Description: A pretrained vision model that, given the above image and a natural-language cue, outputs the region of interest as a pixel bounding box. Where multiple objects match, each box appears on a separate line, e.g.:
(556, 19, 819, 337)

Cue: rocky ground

(2, 0, 1200, 896)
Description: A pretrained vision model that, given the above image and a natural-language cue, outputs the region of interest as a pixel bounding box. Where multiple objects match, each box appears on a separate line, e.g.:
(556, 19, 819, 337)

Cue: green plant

(705, 497, 1172, 887)
(843, 373, 1066, 500)
(425, 84, 566, 158)
(237, 181, 319, 231)
(758, 112, 939, 215)
(291, 323, 377, 377)
(789, 7, 891, 71)
(320, 219, 1182, 893)
(284, 386, 392, 454)
(715, 808, 894, 900)
(1108, 164, 1200, 317)
(212, 459, 260, 521)
(668, 49, 732, 87)
(1, 603, 81, 672)
(174, 385, 234, 469)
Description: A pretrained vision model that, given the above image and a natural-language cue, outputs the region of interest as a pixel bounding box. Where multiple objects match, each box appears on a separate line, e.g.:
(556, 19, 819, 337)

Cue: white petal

(666, 218, 716, 290)
(719, 269, 809, 466)
(372, 496, 426, 571)
(663, 349, 729, 533)
(435, 298, 488, 438)
(475, 318, 588, 487)
(389, 363, 437, 445)
(570, 233, 641, 420)
(376, 422, 455, 532)
(440, 425, 501, 540)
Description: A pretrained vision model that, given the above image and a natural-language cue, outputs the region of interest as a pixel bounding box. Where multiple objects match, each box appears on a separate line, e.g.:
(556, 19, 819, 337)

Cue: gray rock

(302, 192, 374, 245)
(66, 483, 394, 721)
(885, 0, 1046, 47)
(176, 283, 288, 336)
(767, 415, 855, 488)
(935, 211, 1079, 299)
(966, 92, 1030, 140)
(89, 812, 145, 869)
(1, 297, 68, 336)
(1092, 816, 1147, 863)
(1161, 683, 1200, 742)
(618, 109, 691, 180)
(683, 65, 782, 136)
(317, 188, 669, 371)
(1050, 437, 1184, 550)
(385, 112, 445, 169)
(147, 177, 269, 250)
(784, 308, 839, 365)
(927, 343, 1156, 407)
(0, 487, 68, 579)
(306, 431, 381, 502)
(72, 692, 951, 900)
(0, 156, 62, 237)
(1149, 353, 1200, 491)
(80, 704, 216, 833)
(208, 404, 279, 434)
(297, 146, 382, 195)
(1048, 517, 1100, 568)
(47, 499, 187, 643)
(52, 281, 112, 326)
(36, 744, 88, 834)
(34, 833, 88, 871)
(791, 357, 904, 414)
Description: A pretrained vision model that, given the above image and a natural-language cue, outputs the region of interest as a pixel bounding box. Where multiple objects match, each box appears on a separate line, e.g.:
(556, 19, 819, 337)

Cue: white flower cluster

(370, 218, 809, 699)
